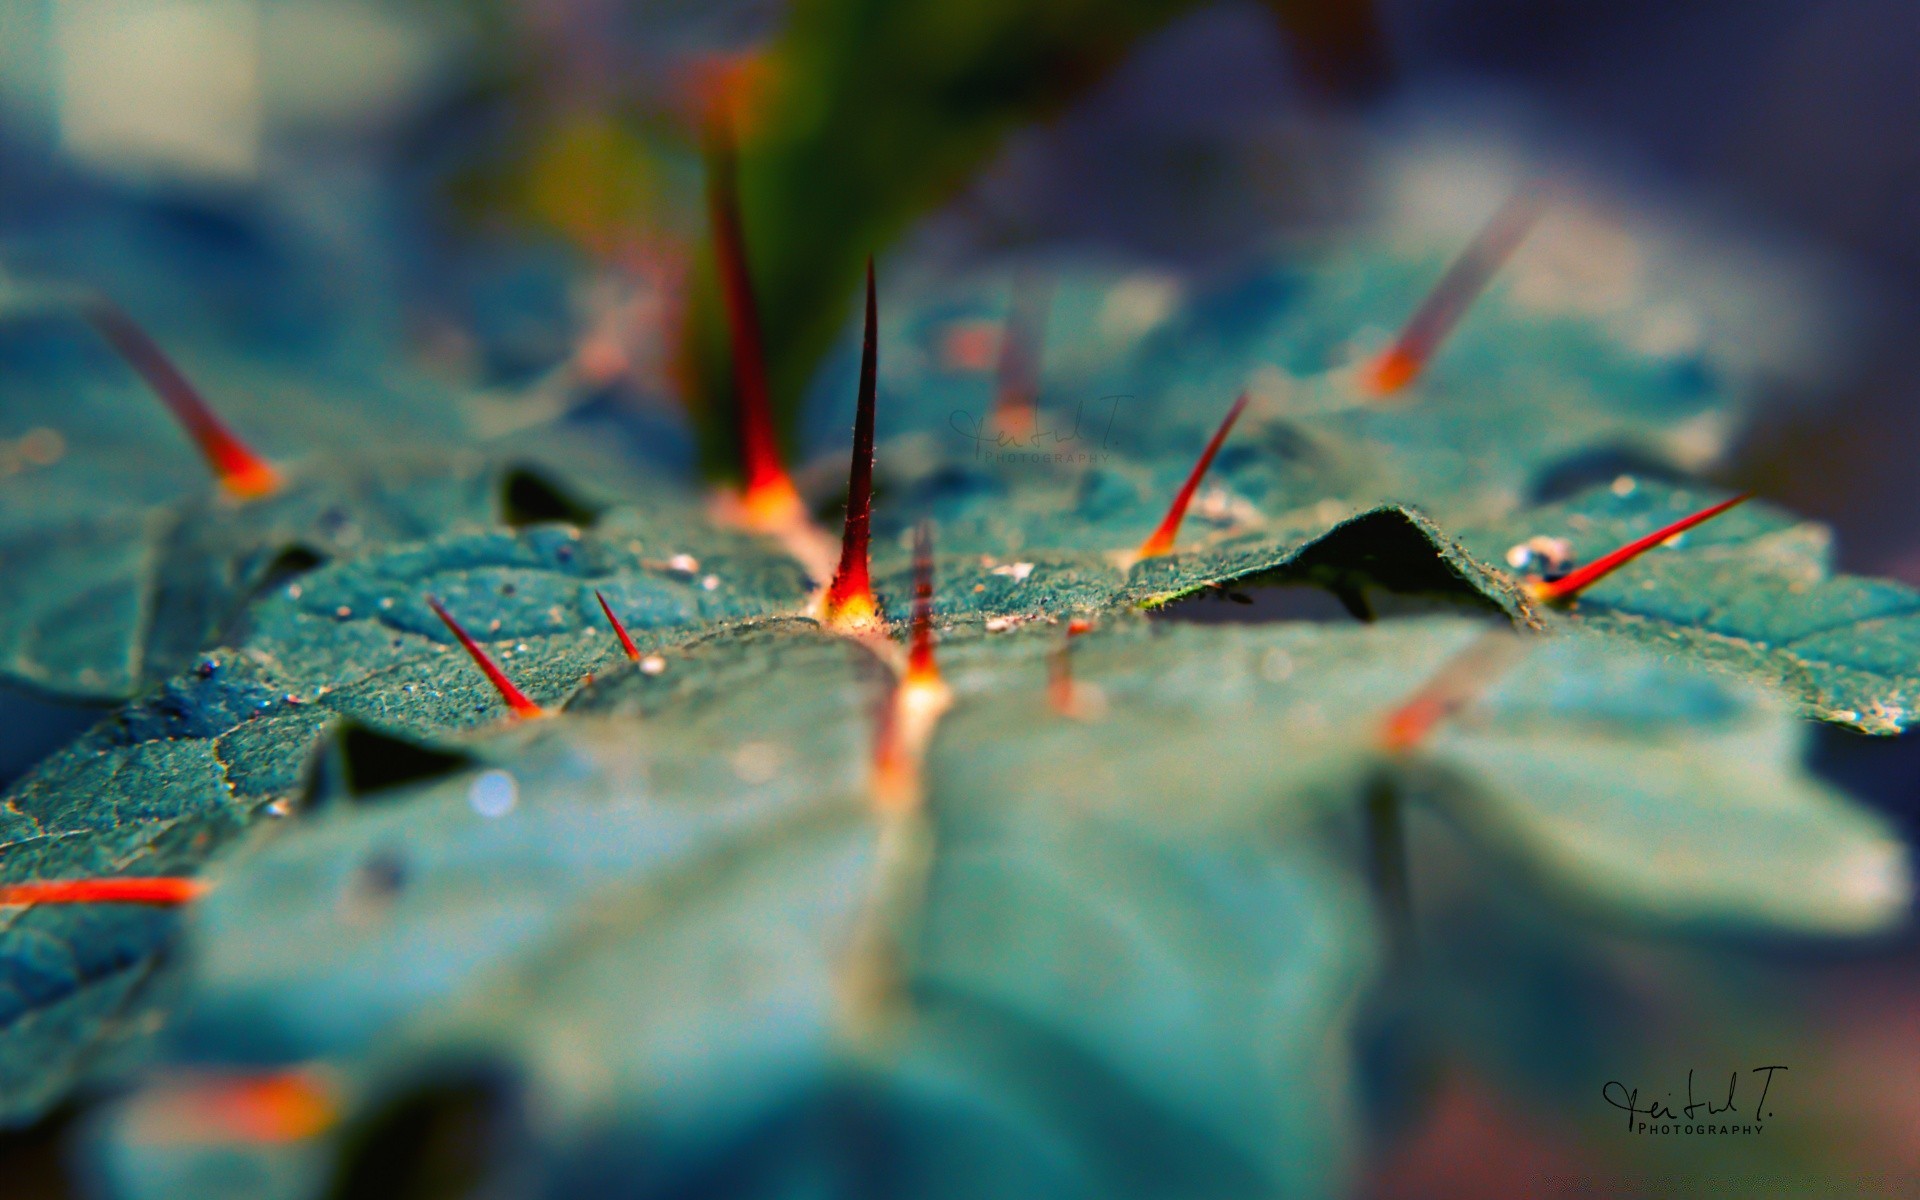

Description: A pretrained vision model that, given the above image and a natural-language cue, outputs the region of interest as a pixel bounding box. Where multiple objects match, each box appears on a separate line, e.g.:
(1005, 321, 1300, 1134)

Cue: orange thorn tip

(83, 300, 283, 499)
(708, 128, 798, 518)
(1524, 492, 1753, 605)
(1362, 184, 1546, 398)
(1133, 391, 1250, 562)
(594, 590, 641, 662)
(906, 522, 940, 685)
(824, 259, 882, 631)
(0, 877, 207, 906)
(427, 596, 545, 718)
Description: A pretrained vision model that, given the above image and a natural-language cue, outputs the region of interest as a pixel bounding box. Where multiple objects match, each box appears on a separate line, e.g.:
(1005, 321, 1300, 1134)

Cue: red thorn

(84, 300, 282, 499)
(992, 274, 1050, 437)
(426, 597, 544, 718)
(1526, 492, 1753, 605)
(1378, 630, 1527, 752)
(1362, 185, 1546, 397)
(906, 522, 939, 684)
(1134, 392, 1249, 561)
(707, 128, 801, 522)
(594, 590, 641, 662)
(824, 259, 880, 628)
(0, 877, 207, 906)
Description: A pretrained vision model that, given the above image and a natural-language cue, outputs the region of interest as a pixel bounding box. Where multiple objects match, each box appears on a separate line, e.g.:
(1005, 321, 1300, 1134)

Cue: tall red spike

(84, 300, 282, 499)
(1133, 392, 1249, 562)
(906, 522, 939, 684)
(0, 877, 207, 906)
(1526, 493, 1753, 605)
(427, 597, 545, 718)
(594, 590, 642, 662)
(992, 274, 1049, 438)
(707, 128, 802, 525)
(1362, 185, 1546, 396)
(823, 259, 881, 629)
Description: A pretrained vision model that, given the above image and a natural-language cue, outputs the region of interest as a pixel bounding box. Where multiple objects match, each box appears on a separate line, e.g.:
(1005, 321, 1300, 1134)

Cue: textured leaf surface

(1462, 479, 1920, 732)
(77, 618, 1904, 1193)
(0, 292, 672, 699)
(0, 504, 812, 1122)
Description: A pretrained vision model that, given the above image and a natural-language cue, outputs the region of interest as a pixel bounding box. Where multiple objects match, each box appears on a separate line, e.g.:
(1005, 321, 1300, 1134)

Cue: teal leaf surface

(1462, 480, 1920, 732)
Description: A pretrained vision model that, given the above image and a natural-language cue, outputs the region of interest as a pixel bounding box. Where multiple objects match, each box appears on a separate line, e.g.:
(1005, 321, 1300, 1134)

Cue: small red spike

(1362, 185, 1546, 396)
(0, 877, 207, 906)
(824, 259, 881, 629)
(427, 597, 545, 718)
(594, 589, 642, 662)
(1525, 492, 1753, 605)
(707, 128, 803, 526)
(906, 522, 939, 684)
(1133, 392, 1250, 562)
(992, 274, 1050, 438)
(83, 300, 283, 499)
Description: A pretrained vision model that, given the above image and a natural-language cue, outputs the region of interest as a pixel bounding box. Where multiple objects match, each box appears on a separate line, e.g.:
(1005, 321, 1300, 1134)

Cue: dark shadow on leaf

(0, 689, 104, 790)
(1528, 445, 1694, 505)
(1156, 509, 1512, 626)
(0, 1103, 81, 1200)
(499, 467, 601, 529)
(324, 1066, 523, 1200)
(253, 544, 327, 595)
(304, 723, 475, 808)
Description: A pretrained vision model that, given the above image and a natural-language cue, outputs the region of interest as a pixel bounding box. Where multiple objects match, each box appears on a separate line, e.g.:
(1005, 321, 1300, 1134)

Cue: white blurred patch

(468, 768, 518, 819)
(56, 0, 262, 182)
(1099, 273, 1182, 344)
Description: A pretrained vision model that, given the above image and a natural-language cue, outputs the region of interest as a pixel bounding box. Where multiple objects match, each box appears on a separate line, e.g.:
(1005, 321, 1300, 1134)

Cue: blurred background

(2, 0, 1919, 1194)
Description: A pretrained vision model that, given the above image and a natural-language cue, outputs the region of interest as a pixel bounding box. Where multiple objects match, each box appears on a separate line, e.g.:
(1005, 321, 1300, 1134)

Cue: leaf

(841, 219, 1761, 530)
(1418, 630, 1908, 932)
(1461, 479, 1920, 732)
(0, 507, 814, 1124)
(78, 616, 1901, 1191)
(123, 626, 1374, 1199)
(0, 293, 669, 700)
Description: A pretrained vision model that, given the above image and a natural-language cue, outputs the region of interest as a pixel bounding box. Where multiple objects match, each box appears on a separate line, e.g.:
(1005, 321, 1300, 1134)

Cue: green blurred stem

(680, 0, 1388, 481)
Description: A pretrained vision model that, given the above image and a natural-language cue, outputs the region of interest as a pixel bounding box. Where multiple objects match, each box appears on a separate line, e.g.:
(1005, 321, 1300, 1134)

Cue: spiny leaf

(0, 512, 810, 1123)
(1465, 479, 1920, 732)
(97, 617, 1903, 1196)
(0, 292, 658, 700)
